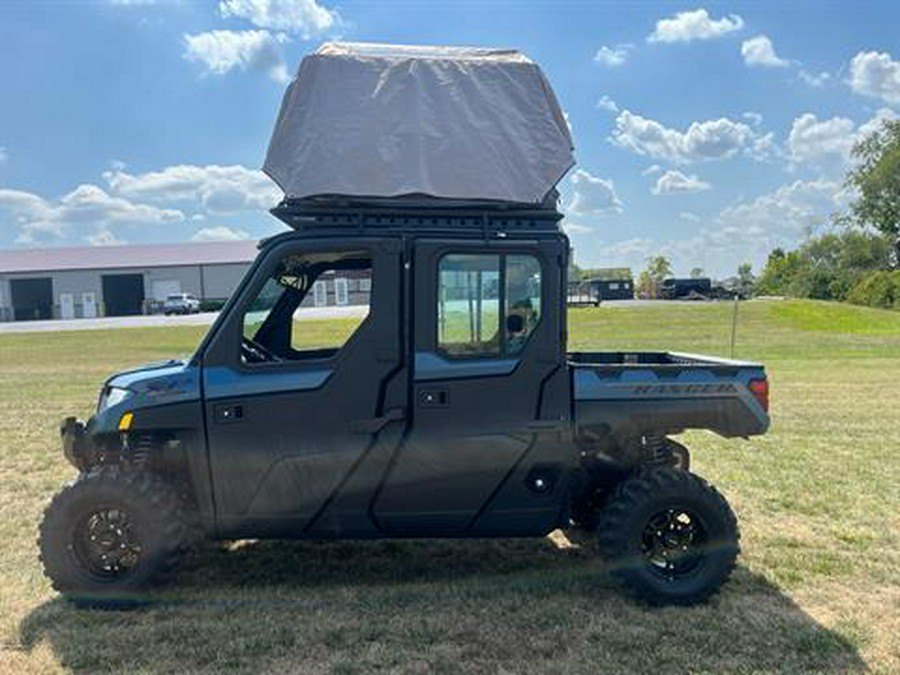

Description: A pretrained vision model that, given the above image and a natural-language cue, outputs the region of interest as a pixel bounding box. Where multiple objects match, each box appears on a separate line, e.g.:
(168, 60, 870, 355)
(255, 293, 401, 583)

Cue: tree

(756, 248, 800, 296)
(847, 119, 900, 266)
(637, 255, 673, 299)
(690, 267, 705, 279)
(646, 255, 673, 281)
(755, 231, 892, 300)
(635, 270, 654, 299)
(736, 263, 755, 298)
(568, 260, 584, 282)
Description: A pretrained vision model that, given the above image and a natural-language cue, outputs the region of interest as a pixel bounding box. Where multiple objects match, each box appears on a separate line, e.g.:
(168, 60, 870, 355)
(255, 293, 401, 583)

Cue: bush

(758, 232, 894, 301)
(846, 271, 900, 309)
(200, 300, 227, 313)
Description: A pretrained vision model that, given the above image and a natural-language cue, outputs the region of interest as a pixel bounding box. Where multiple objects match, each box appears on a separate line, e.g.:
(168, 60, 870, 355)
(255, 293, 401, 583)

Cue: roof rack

(270, 197, 564, 236)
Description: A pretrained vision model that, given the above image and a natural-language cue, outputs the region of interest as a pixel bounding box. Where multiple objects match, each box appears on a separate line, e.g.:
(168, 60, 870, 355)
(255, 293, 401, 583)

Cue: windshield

(242, 277, 286, 339)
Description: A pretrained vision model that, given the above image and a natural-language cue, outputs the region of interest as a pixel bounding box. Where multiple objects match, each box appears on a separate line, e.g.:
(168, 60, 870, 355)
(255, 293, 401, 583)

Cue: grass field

(1, 299, 898, 674)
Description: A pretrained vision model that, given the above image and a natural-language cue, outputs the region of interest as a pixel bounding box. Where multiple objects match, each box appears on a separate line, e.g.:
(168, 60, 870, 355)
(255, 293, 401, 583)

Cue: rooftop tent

(264, 42, 575, 206)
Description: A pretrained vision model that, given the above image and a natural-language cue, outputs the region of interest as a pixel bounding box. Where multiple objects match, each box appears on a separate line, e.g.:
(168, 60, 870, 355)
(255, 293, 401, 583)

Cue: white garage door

(151, 279, 181, 301)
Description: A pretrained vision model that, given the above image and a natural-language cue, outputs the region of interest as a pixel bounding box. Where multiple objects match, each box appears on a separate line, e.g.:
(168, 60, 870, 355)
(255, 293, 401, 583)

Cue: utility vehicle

(40, 198, 769, 607)
(40, 41, 770, 607)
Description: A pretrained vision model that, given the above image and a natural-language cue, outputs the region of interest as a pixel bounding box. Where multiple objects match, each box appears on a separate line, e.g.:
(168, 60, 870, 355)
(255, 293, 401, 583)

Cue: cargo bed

(569, 351, 769, 439)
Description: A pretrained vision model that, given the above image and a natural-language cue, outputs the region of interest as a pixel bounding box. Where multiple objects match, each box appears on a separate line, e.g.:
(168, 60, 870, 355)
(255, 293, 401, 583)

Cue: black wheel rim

(641, 508, 707, 581)
(72, 507, 142, 579)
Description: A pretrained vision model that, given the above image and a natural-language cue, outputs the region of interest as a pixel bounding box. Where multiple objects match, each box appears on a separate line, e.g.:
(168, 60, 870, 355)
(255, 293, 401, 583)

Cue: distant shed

(0, 241, 257, 322)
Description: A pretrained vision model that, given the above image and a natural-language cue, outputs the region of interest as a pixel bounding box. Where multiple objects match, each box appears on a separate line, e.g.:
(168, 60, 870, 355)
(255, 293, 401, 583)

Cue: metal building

(0, 241, 258, 322)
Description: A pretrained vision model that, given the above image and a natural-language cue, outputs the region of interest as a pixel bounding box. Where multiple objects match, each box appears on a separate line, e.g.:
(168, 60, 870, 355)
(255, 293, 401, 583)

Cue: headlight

(99, 386, 133, 412)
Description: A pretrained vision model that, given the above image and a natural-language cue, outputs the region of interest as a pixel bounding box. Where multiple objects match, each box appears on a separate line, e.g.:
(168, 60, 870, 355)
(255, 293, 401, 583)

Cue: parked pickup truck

(39, 200, 770, 607)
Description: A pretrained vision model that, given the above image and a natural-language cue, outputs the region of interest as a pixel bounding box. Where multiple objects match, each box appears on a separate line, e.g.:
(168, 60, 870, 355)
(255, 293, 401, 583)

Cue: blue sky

(1, 1, 899, 277)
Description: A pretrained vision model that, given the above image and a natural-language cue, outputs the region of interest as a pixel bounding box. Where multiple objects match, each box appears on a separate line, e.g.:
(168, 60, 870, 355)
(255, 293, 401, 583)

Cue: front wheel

(39, 466, 188, 607)
(597, 468, 739, 606)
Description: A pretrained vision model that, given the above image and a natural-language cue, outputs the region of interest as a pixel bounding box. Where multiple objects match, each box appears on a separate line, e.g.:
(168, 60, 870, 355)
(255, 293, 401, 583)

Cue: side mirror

(506, 313, 524, 334)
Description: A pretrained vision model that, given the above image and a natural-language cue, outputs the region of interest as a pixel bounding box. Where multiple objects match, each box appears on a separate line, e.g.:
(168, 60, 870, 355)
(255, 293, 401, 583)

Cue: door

(101, 274, 145, 316)
(200, 238, 406, 538)
(59, 293, 75, 320)
(334, 277, 349, 306)
(151, 279, 181, 301)
(373, 238, 571, 536)
(81, 293, 97, 319)
(10, 278, 53, 321)
(313, 280, 327, 307)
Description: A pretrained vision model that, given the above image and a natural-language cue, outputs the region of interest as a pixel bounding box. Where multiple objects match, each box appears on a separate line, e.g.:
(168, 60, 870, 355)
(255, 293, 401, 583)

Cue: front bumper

(61, 416, 92, 471)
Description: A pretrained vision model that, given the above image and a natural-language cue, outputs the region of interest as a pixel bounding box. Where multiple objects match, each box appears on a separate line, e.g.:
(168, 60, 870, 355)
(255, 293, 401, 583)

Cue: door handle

(213, 403, 243, 424)
(418, 388, 449, 407)
(350, 407, 406, 434)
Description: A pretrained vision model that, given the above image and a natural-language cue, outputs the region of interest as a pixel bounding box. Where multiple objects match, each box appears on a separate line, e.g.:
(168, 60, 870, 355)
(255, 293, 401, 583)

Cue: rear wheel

(597, 468, 739, 605)
(39, 466, 187, 608)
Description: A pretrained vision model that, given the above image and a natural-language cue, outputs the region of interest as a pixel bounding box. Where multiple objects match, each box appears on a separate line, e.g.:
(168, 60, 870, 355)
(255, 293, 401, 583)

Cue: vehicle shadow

(19, 535, 867, 674)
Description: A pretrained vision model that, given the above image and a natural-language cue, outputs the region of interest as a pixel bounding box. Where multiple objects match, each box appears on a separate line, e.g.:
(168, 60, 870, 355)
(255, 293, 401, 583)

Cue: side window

(437, 255, 500, 356)
(241, 251, 372, 364)
(437, 253, 542, 358)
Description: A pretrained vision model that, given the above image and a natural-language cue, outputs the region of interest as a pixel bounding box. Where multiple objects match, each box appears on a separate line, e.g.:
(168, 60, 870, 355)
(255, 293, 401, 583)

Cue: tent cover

(264, 42, 575, 206)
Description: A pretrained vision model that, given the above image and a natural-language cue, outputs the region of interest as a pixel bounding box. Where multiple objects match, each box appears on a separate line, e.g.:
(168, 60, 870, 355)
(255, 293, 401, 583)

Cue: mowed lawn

(1, 299, 898, 674)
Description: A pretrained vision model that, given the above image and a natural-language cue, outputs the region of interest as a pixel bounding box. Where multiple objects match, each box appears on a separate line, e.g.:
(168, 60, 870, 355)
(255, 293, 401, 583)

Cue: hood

(105, 359, 200, 407)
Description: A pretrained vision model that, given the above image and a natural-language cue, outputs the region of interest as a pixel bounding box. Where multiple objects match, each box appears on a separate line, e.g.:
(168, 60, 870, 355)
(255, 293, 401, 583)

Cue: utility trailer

(39, 43, 770, 607)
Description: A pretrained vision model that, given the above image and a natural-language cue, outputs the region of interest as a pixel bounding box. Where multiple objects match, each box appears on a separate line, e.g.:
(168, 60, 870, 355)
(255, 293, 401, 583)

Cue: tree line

(634, 119, 900, 308)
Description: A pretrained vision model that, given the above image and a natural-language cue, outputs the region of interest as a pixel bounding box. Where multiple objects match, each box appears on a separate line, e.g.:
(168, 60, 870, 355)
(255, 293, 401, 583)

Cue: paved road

(0, 299, 742, 334)
(0, 306, 369, 334)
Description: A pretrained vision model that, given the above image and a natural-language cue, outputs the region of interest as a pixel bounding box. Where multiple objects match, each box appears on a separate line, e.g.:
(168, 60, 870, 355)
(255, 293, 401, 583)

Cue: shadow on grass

(19, 537, 867, 674)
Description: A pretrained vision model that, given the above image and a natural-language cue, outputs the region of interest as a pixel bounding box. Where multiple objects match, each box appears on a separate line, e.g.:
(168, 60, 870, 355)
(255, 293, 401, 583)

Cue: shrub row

(846, 270, 900, 310)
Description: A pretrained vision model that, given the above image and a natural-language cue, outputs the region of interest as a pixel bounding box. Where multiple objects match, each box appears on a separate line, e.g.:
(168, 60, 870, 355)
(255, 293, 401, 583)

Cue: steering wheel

(241, 336, 282, 363)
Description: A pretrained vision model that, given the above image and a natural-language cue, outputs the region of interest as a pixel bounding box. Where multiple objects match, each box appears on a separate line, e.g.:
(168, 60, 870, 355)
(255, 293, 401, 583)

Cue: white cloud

(714, 179, 849, 267)
(191, 225, 251, 242)
(849, 50, 900, 105)
(749, 132, 783, 163)
(109, 0, 160, 5)
(741, 35, 788, 68)
(799, 70, 831, 88)
(742, 111, 763, 127)
(86, 228, 127, 246)
(594, 45, 630, 67)
(648, 9, 744, 44)
(596, 95, 619, 113)
(103, 164, 282, 214)
(605, 237, 654, 258)
(725, 180, 848, 234)
(856, 107, 899, 140)
(641, 164, 663, 176)
(787, 109, 897, 170)
(610, 110, 754, 164)
(219, 0, 338, 38)
(576, 180, 856, 277)
(652, 170, 711, 195)
(0, 147, 7, 163)
(562, 222, 594, 236)
(183, 29, 290, 83)
(567, 169, 623, 217)
(0, 185, 184, 244)
(788, 113, 856, 168)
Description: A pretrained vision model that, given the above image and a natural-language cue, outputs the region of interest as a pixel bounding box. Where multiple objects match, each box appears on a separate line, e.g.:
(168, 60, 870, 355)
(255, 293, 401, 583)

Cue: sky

(1, 0, 899, 278)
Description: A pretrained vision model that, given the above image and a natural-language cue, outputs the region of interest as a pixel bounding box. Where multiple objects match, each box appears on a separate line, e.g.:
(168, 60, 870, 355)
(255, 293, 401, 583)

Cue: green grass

(1, 299, 899, 673)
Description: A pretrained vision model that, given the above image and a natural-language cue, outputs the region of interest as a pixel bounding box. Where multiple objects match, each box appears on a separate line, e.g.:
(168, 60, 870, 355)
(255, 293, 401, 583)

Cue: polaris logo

(633, 383, 738, 395)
